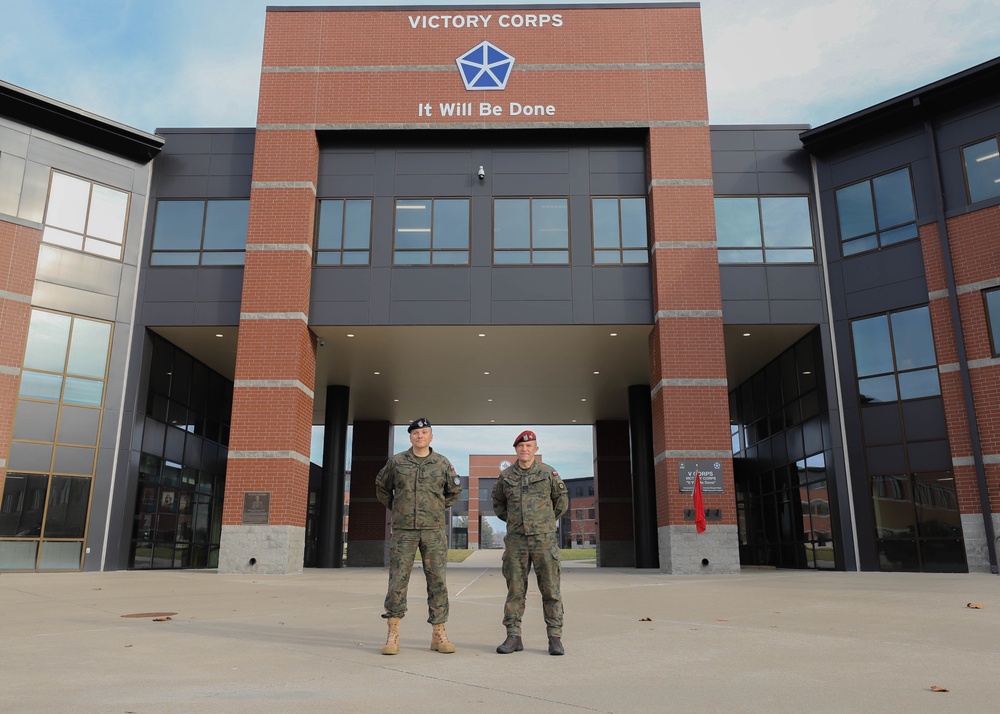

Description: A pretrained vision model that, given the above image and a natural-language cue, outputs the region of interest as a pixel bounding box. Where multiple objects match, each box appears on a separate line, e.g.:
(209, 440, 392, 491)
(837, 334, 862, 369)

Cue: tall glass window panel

(715, 197, 762, 263)
(985, 289, 1000, 357)
(0, 473, 49, 537)
(851, 315, 893, 378)
(962, 137, 1000, 204)
(494, 198, 568, 264)
(592, 197, 648, 264)
(316, 199, 372, 265)
(23, 311, 71, 372)
(151, 200, 204, 265)
(835, 168, 917, 256)
(889, 308, 936, 370)
(761, 197, 813, 263)
(43, 476, 91, 538)
(200, 200, 249, 266)
(43, 172, 129, 261)
(67, 319, 112, 378)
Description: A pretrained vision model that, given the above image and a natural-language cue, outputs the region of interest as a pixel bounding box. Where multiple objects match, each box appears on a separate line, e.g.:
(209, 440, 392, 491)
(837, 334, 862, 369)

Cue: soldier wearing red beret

(492, 429, 569, 655)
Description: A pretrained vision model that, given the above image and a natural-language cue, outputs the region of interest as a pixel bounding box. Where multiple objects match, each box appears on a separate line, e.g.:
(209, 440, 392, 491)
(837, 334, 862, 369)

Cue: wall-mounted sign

(242, 492, 271, 525)
(678, 461, 724, 494)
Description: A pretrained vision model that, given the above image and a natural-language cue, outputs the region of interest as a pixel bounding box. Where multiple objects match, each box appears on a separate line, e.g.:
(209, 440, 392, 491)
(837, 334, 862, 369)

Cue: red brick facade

(921, 208, 1000, 518)
(228, 5, 731, 544)
(0, 221, 41, 476)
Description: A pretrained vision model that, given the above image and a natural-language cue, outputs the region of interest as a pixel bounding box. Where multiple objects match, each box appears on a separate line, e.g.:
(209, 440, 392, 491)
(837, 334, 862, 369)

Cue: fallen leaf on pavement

(640, 617, 652, 621)
(152, 616, 172, 622)
(966, 603, 984, 609)
(930, 686, 949, 692)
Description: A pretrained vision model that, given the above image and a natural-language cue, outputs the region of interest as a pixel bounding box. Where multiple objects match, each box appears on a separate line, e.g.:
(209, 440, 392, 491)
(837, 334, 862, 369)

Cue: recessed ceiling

(151, 322, 815, 426)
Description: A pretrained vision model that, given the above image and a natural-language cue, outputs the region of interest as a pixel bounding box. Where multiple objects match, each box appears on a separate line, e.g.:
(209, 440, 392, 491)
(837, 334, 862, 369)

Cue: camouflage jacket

(491, 460, 568, 536)
(375, 448, 462, 530)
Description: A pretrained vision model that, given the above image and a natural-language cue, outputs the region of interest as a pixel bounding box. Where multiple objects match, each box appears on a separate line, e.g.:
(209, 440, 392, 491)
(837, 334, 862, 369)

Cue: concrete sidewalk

(1, 557, 997, 713)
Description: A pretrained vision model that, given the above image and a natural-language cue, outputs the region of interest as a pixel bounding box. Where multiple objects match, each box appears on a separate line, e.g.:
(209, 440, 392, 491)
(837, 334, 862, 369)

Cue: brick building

(1, 3, 998, 576)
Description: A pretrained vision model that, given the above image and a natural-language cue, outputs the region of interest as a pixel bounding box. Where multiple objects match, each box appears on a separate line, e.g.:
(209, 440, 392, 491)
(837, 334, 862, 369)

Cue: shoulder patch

(454, 476, 461, 485)
(557, 480, 566, 490)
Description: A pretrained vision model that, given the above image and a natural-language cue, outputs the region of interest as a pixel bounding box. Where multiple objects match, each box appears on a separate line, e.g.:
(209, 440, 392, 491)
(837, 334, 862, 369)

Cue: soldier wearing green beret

(376, 418, 462, 655)
(492, 429, 569, 656)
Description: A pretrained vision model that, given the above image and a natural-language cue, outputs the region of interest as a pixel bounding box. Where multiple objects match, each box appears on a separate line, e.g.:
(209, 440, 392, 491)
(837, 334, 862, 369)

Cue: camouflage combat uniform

(376, 447, 462, 624)
(492, 460, 569, 637)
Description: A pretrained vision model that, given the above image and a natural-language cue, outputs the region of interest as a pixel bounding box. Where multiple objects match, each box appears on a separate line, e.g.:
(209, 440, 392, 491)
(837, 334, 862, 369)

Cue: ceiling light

(976, 151, 999, 162)
(742, 332, 750, 337)
(347, 333, 355, 338)
(215, 333, 223, 338)
(393, 399, 399, 402)
(478, 333, 485, 337)
(488, 399, 493, 402)
(610, 332, 618, 337)
(802, 371, 812, 375)
(581, 398, 587, 402)
(483, 371, 490, 375)
(373, 371, 380, 375)
(593, 371, 600, 375)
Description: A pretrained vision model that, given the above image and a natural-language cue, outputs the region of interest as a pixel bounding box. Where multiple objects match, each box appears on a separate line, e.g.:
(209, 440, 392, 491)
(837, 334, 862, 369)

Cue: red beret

(513, 430, 537, 446)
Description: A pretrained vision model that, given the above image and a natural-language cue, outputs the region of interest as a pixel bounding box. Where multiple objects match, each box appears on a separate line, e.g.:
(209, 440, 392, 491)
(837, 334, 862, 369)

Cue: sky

(4, 0, 1000, 478)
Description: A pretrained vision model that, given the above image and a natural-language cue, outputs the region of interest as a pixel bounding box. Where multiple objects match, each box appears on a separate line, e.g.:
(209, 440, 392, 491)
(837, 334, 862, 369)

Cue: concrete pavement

(1, 550, 998, 713)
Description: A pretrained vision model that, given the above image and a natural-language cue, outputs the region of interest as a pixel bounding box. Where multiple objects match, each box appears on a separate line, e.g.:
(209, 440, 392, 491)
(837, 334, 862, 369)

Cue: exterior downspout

(923, 118, 999, 574)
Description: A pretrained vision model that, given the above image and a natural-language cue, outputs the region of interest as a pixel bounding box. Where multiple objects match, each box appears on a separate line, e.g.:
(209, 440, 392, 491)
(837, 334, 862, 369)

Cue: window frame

(714, 195, 815, 264)
(392, 197, 471, 266)
(591, 196, 649, 265)
(834, 166, 918, 258)
(150, 198, 249, 266)
(492, 196, 570, 265)
(42, 170, 131, 262)
(849, 305, 941, 405)
(960, 135, 1000, 205)
(315, 197, 374, 266)
(984, 287, 1000, 358)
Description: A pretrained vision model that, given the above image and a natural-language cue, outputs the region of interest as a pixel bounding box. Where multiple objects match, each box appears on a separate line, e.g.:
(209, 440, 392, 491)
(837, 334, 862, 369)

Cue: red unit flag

(694, 472, 707, 534)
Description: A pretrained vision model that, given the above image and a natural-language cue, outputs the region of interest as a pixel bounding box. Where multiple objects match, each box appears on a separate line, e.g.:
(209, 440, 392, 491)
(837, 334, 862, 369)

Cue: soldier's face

(409, 427, 433, 449)
(516, 440, 537, 466)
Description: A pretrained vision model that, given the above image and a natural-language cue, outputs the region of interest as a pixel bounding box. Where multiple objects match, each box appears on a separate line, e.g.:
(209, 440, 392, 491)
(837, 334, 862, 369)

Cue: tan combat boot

(430, 623, 456, 653)
(382, 617, 400, 655)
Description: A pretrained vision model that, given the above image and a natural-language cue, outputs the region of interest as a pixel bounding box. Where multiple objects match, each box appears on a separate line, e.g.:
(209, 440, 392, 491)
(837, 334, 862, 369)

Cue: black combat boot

(547, 636, 564, 655)
(496, 634, 523, 654)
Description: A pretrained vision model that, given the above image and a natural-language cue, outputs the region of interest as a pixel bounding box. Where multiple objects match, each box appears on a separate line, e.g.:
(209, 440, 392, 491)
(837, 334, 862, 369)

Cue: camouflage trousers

(501, 532, 562, 637)
(383, 527, 449, 624)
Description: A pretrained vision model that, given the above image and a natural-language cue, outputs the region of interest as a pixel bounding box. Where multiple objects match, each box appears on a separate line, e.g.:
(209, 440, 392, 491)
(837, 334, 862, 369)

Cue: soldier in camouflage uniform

(492, 429, 569, 656)
(375, 418, 463, 655)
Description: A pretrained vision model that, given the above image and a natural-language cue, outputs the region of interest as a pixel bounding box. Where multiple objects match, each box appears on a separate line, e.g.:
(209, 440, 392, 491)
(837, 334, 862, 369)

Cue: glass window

(494, 198, 569, 264)
(151, 199, 248, 266)
(851, 306, 940, 404)
(394, 199, 469, 265)
(0, 473, 48, 537)
(592, 197, 648, 264)
(42, 171, 130, 261)
(835, 168, 917, 256)
(316, 199, 372, 265)
(985, 288, 1000, 357)
(715, 196, 813, 264)
(962, 137, 1000, 204)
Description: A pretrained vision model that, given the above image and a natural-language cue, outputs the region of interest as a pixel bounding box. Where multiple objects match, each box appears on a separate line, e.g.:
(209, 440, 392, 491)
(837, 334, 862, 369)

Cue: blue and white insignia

(454, 477, 461, 485)
(456, 41, 515, 91)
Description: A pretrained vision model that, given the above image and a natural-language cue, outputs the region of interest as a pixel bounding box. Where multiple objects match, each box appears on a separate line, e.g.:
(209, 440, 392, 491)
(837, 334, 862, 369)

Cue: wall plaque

(242, 492, 271, 525)
(678, 461, 725, 494)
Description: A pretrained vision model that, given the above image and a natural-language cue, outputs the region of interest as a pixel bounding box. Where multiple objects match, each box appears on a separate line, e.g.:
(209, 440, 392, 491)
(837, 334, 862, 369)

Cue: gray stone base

(218, 525, 305, 575)
(962, 513, 1000, 573)
(346, 539, 388, 567)
(657, 524, 740, 574)
(597, 539, 635, 567)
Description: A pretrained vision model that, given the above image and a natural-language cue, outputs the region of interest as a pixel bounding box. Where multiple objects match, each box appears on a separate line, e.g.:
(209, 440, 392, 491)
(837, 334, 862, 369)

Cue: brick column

(345, 420, 393, 566)
(594, 420, 635, 566)
(218, 128, 319, 574)
(0, 222, 41, 487)
(647, 127, 739, 574)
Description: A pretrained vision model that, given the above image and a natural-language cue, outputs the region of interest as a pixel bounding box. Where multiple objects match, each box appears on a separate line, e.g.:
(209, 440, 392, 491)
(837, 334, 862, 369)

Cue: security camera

(477, 166, 485, 180)
(318, 339, 326, 348)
